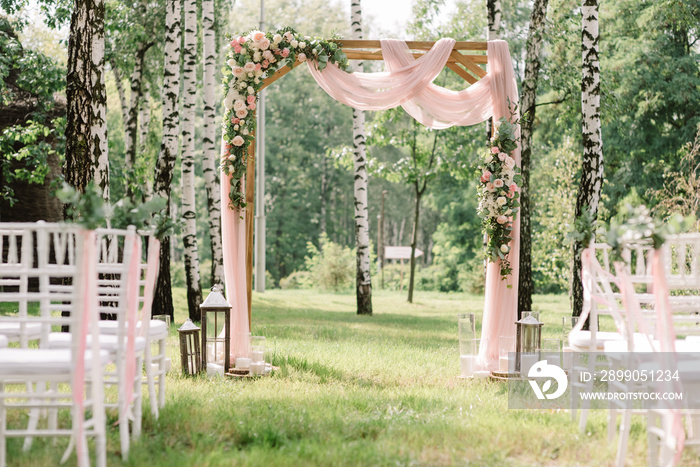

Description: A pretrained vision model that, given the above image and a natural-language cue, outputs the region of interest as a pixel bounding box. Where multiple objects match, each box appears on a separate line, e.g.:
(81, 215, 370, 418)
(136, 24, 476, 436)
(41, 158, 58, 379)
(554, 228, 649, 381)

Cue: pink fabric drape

(73, 229, 97, 466)
(221, 40, 520, 370)
(138, 237, 161, 326)
(221, 168, 251, 360)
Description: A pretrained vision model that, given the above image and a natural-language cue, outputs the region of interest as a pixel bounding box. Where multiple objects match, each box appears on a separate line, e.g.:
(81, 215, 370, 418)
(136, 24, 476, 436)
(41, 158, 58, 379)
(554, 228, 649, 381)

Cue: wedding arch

(219, 28, 521, 371)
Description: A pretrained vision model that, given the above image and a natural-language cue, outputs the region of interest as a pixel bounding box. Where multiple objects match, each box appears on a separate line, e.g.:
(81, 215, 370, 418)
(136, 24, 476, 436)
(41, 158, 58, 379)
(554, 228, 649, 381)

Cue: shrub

(304, 233, 355, 291)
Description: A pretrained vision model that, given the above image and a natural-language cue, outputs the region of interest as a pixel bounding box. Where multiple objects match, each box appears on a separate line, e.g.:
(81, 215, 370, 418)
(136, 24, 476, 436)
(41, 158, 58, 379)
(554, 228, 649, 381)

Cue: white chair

(98, 233, 166, 418)
(0, 222, 108, 467)
(46, 227, 144, 460)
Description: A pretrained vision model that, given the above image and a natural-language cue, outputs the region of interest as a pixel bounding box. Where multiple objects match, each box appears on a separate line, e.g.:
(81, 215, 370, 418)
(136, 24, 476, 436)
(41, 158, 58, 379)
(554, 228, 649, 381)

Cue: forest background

(0, 0, 698, 303)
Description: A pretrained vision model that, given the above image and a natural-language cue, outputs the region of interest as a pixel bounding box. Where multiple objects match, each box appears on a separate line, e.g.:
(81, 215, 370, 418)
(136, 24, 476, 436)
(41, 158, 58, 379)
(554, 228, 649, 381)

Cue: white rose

(242, 128, 249, 135)
(240, 119, 245, 125)
(500, 244, 509, 253)
(247, 86, 254, 94)
(299, 41, 306, 48)
(485, 155, 493, 164)
(254, 69, 263, 77)
(273, 34, 282, 43)
(290, 40, 298, 48)
(496, 197, 507, 206)
(234, 124, 239, 130)
(223, 96, 233, 109)
(227, 58, 235, 68)
(234, 100, 246, 111)
(248, 72, 254, 78)
(253, 51, 262, 62)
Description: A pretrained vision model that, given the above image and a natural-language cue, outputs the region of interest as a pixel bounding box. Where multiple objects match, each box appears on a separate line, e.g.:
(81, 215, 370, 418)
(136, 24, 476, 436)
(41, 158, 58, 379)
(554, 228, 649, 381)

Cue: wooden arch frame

(241, 39, 489, 322)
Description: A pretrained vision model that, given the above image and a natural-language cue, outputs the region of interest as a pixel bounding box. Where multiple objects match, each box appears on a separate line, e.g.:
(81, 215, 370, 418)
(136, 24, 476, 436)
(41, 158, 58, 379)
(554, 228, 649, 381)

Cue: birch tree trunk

(517, 0, 549, 314)
(111, 62, 129, 134)
(572, 0, 603, 316)
(65, 0, 109, 202)
(152, 0, 181, 320)
(139, 91, 153, 199)
(181, 0, 203, 319)
(202, 0, 224, 288)
(351, 0, 372, 315)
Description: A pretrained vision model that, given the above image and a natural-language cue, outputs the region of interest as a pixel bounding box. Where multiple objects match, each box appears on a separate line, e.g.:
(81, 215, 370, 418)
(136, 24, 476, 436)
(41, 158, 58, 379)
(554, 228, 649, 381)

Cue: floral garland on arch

(477, 117, 522, 281)
(220, 27, 349, 209)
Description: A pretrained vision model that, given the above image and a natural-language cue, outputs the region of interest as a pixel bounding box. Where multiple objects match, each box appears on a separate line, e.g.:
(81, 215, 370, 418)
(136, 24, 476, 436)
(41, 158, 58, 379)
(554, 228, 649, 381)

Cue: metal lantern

(178, 319, 202, 375)
(200, 285, 231, 373)
(515, 314, 544, 373)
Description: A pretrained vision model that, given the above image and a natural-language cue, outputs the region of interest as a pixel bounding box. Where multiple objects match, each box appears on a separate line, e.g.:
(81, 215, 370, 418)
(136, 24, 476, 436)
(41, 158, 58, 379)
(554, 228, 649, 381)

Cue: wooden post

(246, 131, 255, 327)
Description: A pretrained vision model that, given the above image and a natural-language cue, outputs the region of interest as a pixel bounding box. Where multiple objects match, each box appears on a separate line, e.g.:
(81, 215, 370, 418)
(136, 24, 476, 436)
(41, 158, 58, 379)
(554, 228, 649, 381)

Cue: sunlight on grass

(7, 289, 693, 466)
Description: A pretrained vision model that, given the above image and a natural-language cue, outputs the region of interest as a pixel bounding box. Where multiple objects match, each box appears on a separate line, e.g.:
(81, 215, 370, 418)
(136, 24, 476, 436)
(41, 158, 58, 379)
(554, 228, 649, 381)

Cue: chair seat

(605, 336, 700, 353)
(569, 330, 624, 350)
(0, 335, 7, 348)
(98, 320, 168, 340)
(0, 348, 110, 376)
(47, 332, 147, 353)
(0, 322, 42, 341)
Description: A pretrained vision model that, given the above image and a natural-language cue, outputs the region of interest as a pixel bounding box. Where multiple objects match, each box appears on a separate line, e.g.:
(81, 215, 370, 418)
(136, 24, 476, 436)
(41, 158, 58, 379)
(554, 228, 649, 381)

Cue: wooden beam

(260, 60, 302, 91)
(450, 50, 487, 78)
(333, 39, 487, 50)
(245, 129, 255, 327)
(446, 63, 478, 84)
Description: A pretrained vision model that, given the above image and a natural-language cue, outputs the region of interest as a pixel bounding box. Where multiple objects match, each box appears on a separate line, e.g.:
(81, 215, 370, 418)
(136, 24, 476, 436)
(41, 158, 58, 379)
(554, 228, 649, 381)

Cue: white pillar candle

(235, 357, 251, 369)
(250, 361, 265, 375)
(499, 356, 509, 373)
(250, 350, 264, 363)
(460, 355, 475, 377)
(520, 353, 538, 377)
(207, 362, 224, 377)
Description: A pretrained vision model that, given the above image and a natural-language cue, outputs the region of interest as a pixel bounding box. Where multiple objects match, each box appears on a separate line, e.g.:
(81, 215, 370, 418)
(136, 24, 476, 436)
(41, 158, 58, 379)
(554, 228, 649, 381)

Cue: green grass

(6, 289, 699, 466)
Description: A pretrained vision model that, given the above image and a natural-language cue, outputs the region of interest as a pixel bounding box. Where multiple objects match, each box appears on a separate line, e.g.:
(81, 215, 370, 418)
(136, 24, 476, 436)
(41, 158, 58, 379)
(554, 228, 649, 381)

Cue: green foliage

(56, 182, 110, 230)
(303, 233, 354, 291)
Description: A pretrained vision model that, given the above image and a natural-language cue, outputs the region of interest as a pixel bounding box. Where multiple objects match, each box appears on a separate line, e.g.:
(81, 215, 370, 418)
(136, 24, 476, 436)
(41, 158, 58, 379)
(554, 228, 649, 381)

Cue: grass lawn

(7, 289, 699, 466)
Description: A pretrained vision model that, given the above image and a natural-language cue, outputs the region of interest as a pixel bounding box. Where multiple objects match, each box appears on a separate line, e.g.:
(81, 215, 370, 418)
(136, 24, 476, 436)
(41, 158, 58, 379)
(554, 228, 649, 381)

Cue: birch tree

(64, 0, 109, 201)
(485, 0, 501, 140)
(572, 0, 603, 316)
(181, 0, 203, 319)
(202, 0, 224, 287)
(351, 0, 372, 315)
(152, 0, 181, 320)
(517, 0, 548, 314)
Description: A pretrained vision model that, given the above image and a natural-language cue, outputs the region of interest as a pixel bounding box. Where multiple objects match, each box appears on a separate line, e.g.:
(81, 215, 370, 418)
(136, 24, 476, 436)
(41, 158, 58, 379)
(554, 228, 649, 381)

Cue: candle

(235, 357, 251, 369)
(474, 370, 491, 379)
(460, 355, 475, 377)
(207, 362, 224, 377)
(250, 350, 264, 363)
(499, 356, 509, 373)
(164, 357, 172, 373)
(520, 353, 538, 377)
(250, 361, 265, 375)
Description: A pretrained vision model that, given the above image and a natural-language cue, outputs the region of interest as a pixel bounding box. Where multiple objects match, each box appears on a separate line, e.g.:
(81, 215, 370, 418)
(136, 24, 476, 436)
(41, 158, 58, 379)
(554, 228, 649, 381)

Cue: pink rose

(252, 31, 265, 42)
(248, 102, 256, 110)
(491, 147, 500, 154)
(230, 40, 237, 48)
(244, 62, 255, 72)
(232, 66, 245, 77)
(281, 48, 290, 57)
(232, 136, 245, 146)
(486, 182, 495, 192)
(504, 156, 515, 169)
(497, 215, 508, 225)
(236, 108, 248, 119)
(233, 100, 246, 111)
(284, 32, 294, 42)
(238, 36, 246, 44)
(297, 53, 307, 62)
(509, 183, 517, 192)
(263, 50, 274, 61)
(234, 44, 242, 54)
(482, 171, 491, 181)
(262, 59, 270, 68)
(254, 63, 262, 71)
(493, 179, 504, 188)
(259, 38, 270, 50)
(498, 152, 507, 161)
(231, 116, 240, 124)
(506, 191, 514, 199)
(246, 95, 255, 104)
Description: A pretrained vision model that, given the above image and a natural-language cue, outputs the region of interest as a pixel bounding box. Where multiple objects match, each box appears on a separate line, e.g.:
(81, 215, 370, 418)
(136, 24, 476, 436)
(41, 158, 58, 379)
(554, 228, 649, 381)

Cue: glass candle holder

(499, 335, 515, 373)
(250, 335, 266, 363)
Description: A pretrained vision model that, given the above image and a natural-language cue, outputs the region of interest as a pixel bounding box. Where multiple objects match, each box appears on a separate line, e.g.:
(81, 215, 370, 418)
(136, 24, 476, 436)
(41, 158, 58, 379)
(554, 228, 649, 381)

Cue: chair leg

(22, 382, 38, 452)
(133, 355, 143, 440)
(648, 411, 660, 467)
(615, 410, 632, 467)
(608, 408, 618, 443)
(144, 345, 158, 418)
(1, 382, 6, 467)
(158, 338, 166, 409)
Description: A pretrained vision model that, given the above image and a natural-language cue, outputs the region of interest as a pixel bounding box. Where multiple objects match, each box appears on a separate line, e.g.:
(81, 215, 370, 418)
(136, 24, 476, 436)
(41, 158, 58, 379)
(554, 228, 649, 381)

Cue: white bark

(181, 0, 202, 318)
(487, 0, 502, 41)
(351, 0, 372, 315)
(202, 0, 224, 288)
(139, 92, 153, 199)
(93, 11, 109, 203)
